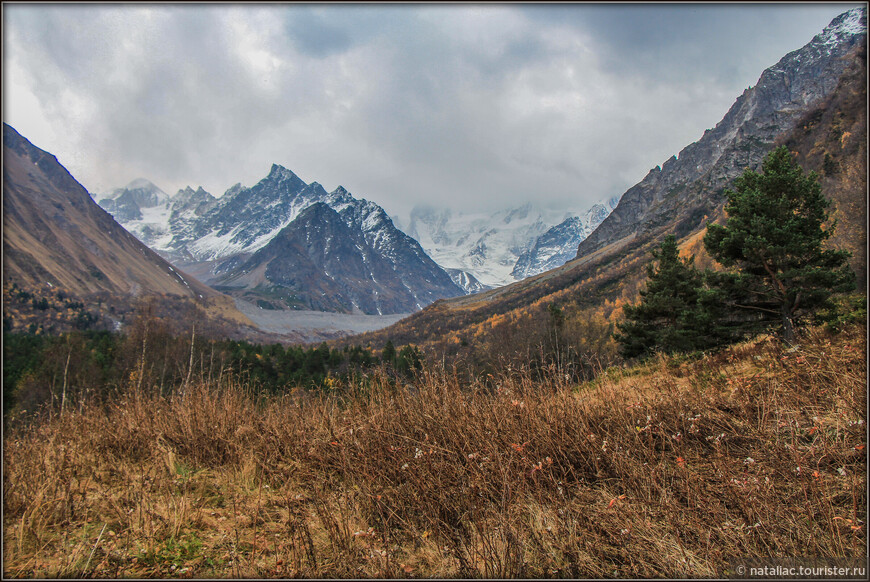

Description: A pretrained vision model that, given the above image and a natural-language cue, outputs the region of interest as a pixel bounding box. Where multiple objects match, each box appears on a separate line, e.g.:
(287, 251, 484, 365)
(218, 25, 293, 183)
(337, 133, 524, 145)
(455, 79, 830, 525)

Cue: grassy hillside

(3, 323, 865, 578)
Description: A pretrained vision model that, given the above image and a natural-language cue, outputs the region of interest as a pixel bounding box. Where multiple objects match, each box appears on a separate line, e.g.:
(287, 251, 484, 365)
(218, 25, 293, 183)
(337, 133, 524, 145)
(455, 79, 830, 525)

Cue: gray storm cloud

(3, 3, 860, 217)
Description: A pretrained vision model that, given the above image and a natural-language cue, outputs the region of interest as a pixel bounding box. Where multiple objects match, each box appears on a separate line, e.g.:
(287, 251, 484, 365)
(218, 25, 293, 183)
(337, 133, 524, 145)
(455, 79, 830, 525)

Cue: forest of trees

(3, 322, 424, 422)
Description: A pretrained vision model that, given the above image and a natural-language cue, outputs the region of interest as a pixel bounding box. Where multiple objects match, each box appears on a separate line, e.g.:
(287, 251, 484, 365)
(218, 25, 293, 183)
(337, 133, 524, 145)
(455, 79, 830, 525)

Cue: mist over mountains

(393, 198, 619, 289)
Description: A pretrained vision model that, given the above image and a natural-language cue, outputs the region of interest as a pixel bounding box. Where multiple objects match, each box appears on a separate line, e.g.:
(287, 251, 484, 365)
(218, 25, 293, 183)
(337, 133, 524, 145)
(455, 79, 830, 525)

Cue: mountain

(167, 186, 220, 247)
(337, 8, 866, 365)
(575, 6, 867, 262)
(94, 178, 174, 246)
(512, 198, 618, 280)
(212, 202, 440, 314)
(97, 178, 170, 220)
(443, 268, 490, 295)
(398, 202, 605, 289)
(98, 164, 464, 315)
(2, 123, 255, 336)
(4, 125, 202, 299)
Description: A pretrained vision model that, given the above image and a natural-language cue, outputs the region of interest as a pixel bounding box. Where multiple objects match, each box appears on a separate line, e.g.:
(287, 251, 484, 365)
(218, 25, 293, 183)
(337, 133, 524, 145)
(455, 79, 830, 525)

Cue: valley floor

(2, 325, 866, 578)
(233, 298, 409, 342)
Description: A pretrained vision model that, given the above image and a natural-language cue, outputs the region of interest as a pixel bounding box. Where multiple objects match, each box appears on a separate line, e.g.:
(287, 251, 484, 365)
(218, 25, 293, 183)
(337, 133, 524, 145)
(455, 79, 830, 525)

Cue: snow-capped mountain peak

(97, 164, 464, 314)
(397, 199, 613, 288)
(512, 197, 618, 280)
(816, 6, 866, 47)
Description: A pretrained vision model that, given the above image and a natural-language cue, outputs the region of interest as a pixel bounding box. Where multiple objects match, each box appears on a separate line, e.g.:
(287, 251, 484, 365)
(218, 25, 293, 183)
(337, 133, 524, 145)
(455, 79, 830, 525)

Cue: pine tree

(381, 340, 396, 364)
(615, 235, 722, 359)
(703, 146, 855, 342)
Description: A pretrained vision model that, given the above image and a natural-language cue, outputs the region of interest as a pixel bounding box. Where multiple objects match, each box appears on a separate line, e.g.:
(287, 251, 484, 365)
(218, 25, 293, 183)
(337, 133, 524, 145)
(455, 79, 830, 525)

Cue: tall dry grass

(3, 324, 866, 578)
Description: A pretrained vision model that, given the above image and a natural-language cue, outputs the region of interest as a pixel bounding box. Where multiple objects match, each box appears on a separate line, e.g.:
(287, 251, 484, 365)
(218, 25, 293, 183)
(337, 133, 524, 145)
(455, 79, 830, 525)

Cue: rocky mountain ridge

(98, 165, 464, 315)
(4, 124, 207, 300)
(575, 6, 867, 261)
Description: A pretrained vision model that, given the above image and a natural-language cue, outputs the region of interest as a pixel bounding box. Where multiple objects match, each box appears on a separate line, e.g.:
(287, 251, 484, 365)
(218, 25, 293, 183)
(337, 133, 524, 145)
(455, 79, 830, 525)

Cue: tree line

(3, 324, 423, 421)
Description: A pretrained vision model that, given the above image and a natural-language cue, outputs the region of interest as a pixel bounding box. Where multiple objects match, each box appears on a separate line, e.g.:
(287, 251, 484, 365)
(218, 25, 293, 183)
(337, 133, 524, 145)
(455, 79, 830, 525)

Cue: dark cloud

(3, 3, 862, 218)
(521, 3, 860, 84)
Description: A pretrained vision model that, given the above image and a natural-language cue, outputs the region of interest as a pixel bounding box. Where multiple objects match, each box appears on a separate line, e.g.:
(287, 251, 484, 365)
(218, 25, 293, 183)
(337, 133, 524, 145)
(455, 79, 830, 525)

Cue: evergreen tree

(396, 345, 423, 374)
(615, 235, 721, 359)
(381, 340, 396, 364)
(703, 146, 855, 342)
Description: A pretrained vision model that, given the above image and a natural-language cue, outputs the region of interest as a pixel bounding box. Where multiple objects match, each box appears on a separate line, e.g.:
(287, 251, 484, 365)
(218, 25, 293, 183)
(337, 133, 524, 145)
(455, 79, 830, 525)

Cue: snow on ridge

(828, 7, 866, 38)
(188, 223, 250, 261)
(397, 202, 585, 287)
(840, 7, 867, 34)
(816, 6, 866, 47)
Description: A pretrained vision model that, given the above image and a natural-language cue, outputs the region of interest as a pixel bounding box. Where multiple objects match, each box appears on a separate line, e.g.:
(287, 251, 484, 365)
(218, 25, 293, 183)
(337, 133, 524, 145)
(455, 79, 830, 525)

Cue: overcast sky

(3, 2, 862, 217)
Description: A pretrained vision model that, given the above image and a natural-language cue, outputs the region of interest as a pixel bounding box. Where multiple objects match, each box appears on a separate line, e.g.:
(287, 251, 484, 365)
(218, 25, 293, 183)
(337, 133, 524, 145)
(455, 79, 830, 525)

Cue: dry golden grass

(3, 325, 866, 578)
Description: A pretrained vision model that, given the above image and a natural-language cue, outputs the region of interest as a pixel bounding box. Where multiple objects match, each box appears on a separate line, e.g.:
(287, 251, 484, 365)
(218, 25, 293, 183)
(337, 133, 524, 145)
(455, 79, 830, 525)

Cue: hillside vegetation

(3, 323, 865, 578)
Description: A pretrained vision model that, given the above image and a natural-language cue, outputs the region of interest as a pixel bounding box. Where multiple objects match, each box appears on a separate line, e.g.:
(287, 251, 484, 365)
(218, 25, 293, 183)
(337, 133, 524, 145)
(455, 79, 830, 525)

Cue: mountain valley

(3, 6, 866, 579)
(4, 7, 865, 349)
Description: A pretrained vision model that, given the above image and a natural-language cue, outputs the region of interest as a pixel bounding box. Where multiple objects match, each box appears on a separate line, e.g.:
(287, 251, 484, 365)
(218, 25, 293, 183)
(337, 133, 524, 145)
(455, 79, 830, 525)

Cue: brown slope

(339, 45, 867, 361)
(779, 45, 867, 287)
(2, 123, 254, 333)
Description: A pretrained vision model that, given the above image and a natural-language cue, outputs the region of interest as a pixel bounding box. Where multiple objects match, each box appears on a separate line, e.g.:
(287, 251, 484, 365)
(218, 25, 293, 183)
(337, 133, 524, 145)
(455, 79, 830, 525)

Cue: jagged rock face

(171, 186, 218, 221)
(97, 164, 464, 315)
(576, 7, 867, 260)
(512, 200, 616, 279)
(213, 203, 432, 314)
